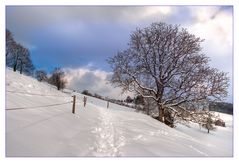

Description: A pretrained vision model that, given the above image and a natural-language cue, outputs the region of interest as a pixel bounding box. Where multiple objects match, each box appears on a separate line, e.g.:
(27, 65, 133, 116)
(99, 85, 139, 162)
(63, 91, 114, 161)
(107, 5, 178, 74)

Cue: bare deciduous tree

(6, 29, 16, 57)
(108, 22, 229, 124)
(17, 47, 35, 75)
(13, 43, 26, 72)
(171, 106, 218, 133)
(35, 70, 48, 82)
(48, 68, 67, 90)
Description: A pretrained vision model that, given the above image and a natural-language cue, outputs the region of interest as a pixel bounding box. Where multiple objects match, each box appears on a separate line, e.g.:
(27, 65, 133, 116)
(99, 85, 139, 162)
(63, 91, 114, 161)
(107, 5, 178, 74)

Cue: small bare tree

(35, 70, 48, 82)
(12, 43, 23, 72)
(48, 68, 67, 90)
(108, 22, 229, 125)
(17, 47, 35, 75)
(172, 107, 218, 133)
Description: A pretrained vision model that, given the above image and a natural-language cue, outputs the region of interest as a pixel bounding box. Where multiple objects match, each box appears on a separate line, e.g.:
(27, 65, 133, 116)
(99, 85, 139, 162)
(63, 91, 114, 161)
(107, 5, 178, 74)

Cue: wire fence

(6, 110, 71, 134)
(6, 90, 70, 98)
(6, 101, 72, 111)
(6, 89, 98, 112)
(6, 89, 74, 111)
(6, 89, 76, 132)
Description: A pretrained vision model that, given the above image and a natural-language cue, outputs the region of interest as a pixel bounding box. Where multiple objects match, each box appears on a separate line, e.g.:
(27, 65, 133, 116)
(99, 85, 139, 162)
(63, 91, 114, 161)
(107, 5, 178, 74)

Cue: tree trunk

(20, 67, 22, 74)
(146, 107, 149, 115)
(57, 84, 60, 90)
(158, 104, 165, 123)
(20, 60, 23, 74)
(146, 101, 149, 115)
(13, 55, 19, 72)
(13, 63, 17, 72)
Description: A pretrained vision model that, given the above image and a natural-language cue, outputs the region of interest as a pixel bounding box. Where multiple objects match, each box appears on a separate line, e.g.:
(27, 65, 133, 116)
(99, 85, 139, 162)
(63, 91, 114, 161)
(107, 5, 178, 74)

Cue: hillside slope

(6, 69, 233, 156)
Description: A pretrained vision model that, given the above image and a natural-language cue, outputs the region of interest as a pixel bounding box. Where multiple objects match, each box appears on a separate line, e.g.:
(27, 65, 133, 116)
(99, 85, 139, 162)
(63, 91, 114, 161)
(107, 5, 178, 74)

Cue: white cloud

(63, 67, 132, 100)
(186, 7, 233, 102)
(7, 6, 173, 28)
(119, 6, 172, 23)
(188, 7, 232, 57)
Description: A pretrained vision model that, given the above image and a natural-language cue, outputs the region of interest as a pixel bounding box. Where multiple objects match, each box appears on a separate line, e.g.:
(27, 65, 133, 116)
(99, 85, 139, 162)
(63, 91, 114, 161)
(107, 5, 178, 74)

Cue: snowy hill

(6, 69, 233, 156)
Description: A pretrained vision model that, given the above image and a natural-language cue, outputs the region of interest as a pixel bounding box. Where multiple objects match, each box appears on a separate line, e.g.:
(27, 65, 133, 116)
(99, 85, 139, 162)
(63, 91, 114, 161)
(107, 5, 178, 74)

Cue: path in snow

(89, 104, 126, 156)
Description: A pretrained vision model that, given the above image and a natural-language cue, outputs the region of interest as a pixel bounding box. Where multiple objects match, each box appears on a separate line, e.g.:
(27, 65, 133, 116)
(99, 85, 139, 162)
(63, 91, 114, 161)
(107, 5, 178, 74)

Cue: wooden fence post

(72, 95, 76, 114)
(83, 96, 87, 107)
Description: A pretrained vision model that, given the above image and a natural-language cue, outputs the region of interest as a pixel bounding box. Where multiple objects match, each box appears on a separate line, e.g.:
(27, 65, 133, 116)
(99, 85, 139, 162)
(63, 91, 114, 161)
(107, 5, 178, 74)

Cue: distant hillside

(209, 102, 233, 115)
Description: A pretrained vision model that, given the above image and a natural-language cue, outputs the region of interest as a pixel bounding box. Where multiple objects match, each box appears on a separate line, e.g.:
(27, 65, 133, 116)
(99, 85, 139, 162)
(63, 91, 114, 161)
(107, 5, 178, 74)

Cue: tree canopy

(6, 29, 35, 75)
(108, 22, 229, 123)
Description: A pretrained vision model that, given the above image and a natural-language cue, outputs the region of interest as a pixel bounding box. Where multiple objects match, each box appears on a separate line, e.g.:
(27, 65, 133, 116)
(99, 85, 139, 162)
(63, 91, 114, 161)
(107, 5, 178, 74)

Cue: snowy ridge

(6, 69, 233, 156)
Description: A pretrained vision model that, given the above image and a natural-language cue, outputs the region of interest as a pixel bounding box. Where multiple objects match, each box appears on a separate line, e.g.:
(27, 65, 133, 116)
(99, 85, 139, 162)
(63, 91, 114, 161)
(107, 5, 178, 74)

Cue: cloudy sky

(6, 6, 233, 101)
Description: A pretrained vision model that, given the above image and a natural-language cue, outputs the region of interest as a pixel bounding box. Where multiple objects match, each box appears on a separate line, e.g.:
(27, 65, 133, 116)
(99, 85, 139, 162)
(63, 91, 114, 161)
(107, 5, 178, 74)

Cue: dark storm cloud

(7, 6, 171, 71)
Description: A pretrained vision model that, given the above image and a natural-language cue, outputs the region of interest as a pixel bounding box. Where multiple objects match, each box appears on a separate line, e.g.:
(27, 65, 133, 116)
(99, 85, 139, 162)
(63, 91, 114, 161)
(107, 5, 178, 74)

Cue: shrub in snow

(35, 70, 48, 82)
(215, 119, 226, 127)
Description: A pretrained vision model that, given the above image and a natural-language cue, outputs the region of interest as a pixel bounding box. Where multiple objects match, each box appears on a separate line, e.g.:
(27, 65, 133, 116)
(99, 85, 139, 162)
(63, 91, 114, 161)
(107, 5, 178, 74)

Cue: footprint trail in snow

(90, 107, 126, 156)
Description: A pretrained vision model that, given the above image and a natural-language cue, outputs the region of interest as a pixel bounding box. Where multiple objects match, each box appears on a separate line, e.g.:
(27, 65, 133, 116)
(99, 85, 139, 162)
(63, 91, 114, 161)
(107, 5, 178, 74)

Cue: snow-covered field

(5, 69, 233, 157)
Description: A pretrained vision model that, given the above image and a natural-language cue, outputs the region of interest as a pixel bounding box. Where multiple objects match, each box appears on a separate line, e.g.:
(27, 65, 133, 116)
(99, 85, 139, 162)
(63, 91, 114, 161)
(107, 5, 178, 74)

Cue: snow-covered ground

(6, 69, 233, 156)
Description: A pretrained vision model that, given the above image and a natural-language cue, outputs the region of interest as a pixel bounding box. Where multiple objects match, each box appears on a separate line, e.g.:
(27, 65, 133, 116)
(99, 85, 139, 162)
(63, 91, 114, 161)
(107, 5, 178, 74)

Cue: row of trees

(35, 68, 67, 90)
(6, 29, 66, 91)
(6, 29, 35, 75)
(108, 22, 229, 127)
